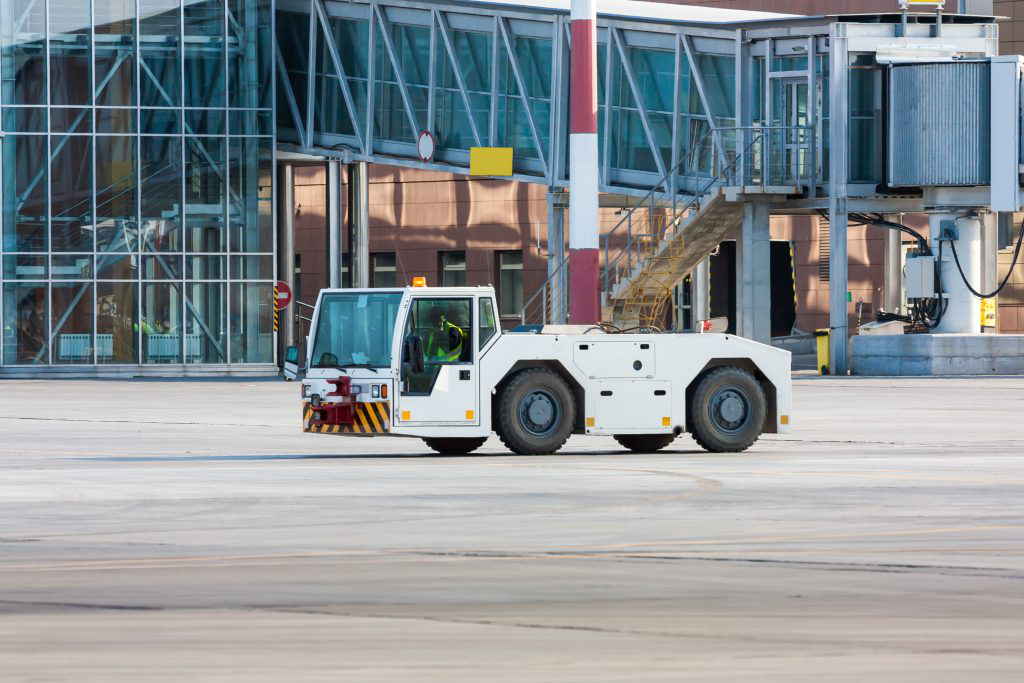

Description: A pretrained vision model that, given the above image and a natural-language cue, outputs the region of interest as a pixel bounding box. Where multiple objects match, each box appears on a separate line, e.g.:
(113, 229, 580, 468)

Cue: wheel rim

(708, 385, 751, 434)
(518, 388, 561, 437)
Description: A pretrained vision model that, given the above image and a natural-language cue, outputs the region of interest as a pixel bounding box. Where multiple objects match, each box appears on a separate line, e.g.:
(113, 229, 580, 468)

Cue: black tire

(495, 368, 576, 455)
(688, 367, 766, 453)
(613, 434, 677, 453)
(423, 437, 488, 456)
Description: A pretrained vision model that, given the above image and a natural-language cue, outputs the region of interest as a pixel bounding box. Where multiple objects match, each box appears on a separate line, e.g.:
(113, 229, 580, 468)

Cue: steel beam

(828, 24, 849, 374)
(315, 0, 368, 153)
(372, 1, 422, 139)
(435, 9, 483, 146)
(682, 34, 727, 171)
(498, 15, 549, 176)
(611, 26, 667, 180)
(279, 164, 297, 357)
(275, 42, 307, 146)
(328, 160, 344, 288)
(305, 0, 318, 150)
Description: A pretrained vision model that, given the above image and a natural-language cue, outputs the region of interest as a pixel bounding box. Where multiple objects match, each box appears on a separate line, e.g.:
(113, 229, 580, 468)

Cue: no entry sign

(274, 281, 292, 309)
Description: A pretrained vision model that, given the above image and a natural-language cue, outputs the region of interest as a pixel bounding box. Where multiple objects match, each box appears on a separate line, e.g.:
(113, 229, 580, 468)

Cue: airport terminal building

(0, 0, 1016, 375)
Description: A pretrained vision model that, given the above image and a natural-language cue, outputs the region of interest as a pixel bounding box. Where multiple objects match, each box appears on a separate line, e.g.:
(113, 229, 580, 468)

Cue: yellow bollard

(814, 329, 830, 375)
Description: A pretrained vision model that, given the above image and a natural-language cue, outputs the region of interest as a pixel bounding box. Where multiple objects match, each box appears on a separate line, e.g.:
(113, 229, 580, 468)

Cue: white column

(348, 162, 370, 288)
(327, 160, 343, 289)
(692, 257, 711, 323)
(931, 213, 982, 334)
(883, 213, 903, 314)
(828, 25, 849, 374)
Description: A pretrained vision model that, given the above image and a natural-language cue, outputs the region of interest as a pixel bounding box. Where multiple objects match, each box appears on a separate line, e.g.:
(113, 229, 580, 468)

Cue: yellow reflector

(780, 415, 790, 425)
(662, 417, 671, 426)
(469, 147, 513, 176)
(585, 417, 595, 427)
(401, 410, 411, 421)
(412, 276, 427, 287)
(466, 410, 475, 420)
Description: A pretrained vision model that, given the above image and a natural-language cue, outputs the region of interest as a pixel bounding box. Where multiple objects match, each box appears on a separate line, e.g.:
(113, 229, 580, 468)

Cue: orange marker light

(412, 276, 427, 287)
(381, 385, 388, 399)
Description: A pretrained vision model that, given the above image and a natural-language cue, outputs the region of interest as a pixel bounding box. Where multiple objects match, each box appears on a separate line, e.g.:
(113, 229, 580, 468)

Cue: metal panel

(888, 62, 990, 187)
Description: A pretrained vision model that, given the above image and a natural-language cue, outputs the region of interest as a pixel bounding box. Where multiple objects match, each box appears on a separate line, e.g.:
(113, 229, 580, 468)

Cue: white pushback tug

(285, 280, 792, 455)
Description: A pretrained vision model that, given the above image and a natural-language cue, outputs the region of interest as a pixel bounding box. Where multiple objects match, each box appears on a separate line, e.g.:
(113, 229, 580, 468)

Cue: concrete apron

(851, 334, 1024, 375)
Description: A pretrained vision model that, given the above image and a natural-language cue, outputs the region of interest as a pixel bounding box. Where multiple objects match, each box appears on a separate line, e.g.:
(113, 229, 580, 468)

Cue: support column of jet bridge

(567, 0, 600, 324)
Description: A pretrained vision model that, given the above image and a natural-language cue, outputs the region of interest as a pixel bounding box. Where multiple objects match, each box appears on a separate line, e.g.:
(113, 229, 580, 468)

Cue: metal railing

(519, 257, 569, 325)
(600, 125, 815, 300)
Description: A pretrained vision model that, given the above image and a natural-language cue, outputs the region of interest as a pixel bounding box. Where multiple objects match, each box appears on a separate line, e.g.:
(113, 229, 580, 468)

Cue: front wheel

(688, 367, 766, 453)
(495, 368, 576, 455)
(613, 434, 676, 453)
(423, 437, 488, 455)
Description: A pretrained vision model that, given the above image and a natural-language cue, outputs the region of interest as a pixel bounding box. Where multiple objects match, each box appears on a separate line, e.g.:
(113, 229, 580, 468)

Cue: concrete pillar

(546, 190, 567, 324)
(347, 161, 370, 288)
(735, 202, 771, 344)
(883, 213, 903, 314)
(930, 213, 982, 334)
(692, 257, 710, 323)
(278, 163, 297, 358)
(327, 160, 343, 289)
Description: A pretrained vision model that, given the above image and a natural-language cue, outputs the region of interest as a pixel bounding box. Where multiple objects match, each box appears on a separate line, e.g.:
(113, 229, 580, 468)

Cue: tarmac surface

(1, 376, 1023, 681)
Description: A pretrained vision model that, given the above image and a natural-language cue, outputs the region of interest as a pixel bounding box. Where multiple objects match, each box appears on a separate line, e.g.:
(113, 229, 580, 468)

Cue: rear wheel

(495, 368, 576, 455)
(688, 367, 766, 453)
(613, 434, 677, 453)
(423, 437, 488, 456)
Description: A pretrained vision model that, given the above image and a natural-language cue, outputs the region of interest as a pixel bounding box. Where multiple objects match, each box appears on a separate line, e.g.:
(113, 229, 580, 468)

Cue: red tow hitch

(310, 376, 355, 426)
(309, 403, 354, 426)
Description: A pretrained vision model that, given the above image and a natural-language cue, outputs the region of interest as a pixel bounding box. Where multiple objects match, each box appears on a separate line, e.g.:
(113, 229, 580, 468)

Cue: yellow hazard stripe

(303, 401, 390, 433)
(365, 403, 383, 432)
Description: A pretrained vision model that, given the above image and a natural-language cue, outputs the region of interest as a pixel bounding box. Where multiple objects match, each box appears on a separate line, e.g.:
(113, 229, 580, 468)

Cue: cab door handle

(459, 370, 471, 380)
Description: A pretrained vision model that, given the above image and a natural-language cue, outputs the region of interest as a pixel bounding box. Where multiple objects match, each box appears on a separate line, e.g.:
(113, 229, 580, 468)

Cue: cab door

(395, 295, 479, 426)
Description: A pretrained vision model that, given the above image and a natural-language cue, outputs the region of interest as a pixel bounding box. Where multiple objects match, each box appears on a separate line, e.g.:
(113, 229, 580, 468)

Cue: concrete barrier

(850, 334, 1024, 375)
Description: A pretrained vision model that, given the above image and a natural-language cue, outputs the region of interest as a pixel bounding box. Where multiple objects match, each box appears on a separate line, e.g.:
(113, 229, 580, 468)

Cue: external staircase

(519, 125, 814, 328)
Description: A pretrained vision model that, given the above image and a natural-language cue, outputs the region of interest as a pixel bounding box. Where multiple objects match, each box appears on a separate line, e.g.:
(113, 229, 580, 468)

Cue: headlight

(302, 384, 311, 398)
(371, 384, 380, 398)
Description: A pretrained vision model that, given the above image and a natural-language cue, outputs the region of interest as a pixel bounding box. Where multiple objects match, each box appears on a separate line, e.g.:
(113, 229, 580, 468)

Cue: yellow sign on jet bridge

(470, 147, 514, 176)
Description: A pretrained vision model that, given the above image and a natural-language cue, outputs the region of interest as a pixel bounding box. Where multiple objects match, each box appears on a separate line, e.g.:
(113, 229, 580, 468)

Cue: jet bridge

(276, 1, 1020, 374)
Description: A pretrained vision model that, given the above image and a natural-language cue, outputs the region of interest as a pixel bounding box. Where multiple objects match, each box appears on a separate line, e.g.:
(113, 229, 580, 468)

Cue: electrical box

(904, 255, 936, 299)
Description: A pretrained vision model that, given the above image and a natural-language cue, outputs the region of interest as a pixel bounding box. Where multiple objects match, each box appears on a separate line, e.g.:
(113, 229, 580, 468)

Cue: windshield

(310, 292, 402, 368)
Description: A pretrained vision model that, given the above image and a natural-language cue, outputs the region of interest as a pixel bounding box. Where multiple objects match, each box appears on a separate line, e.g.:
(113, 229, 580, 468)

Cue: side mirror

(404, 335, 425, 375)
(695, 317, 729, 334)
(282, 345, 301, 381)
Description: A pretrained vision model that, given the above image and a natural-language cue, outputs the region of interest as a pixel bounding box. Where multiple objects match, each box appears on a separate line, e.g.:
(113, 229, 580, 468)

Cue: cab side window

(479, 297, 497, 349)
(402, 298, 473, 393)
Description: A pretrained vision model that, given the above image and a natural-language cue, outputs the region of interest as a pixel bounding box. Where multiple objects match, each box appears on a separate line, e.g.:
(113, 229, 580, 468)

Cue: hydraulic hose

(948, 214, 1024, 300)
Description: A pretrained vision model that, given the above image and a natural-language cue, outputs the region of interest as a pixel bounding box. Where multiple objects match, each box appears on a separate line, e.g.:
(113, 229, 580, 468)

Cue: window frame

(496, 249, 524, 318)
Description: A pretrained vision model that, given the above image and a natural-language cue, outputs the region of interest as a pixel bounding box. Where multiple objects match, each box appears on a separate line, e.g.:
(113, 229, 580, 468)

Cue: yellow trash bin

(814, 329, 830, 375)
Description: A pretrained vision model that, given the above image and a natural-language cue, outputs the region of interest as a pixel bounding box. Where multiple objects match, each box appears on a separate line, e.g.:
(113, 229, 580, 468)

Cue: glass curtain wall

(1, 0, 274, 367)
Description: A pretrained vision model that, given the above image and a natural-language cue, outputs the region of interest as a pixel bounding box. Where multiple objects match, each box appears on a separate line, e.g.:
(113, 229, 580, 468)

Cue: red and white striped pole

(568, 0, 600, 324)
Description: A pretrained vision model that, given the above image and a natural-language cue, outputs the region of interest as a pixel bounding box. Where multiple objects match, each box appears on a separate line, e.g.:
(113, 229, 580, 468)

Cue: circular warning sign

(417, 130, 435, 163)
(274, 281, 292, 309)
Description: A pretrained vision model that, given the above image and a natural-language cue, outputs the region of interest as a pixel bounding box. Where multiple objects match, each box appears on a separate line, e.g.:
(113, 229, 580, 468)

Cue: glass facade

(1, 0, 274, 367)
